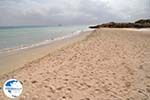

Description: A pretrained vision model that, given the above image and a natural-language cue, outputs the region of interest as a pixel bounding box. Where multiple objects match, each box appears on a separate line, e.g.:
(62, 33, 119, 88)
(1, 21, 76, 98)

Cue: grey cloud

(0, 0, 149, 26)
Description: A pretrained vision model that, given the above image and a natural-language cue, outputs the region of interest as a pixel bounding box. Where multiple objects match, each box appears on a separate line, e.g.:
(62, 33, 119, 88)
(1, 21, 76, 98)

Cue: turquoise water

(0, 25, 89, 53)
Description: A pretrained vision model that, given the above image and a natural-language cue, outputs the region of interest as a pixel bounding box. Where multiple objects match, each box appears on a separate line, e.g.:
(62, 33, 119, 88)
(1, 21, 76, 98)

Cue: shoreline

(0, 28, 150, 99)
(0, 30, 92, 77)
(0, 28, 91, 54)
(0, 28, 149, 77)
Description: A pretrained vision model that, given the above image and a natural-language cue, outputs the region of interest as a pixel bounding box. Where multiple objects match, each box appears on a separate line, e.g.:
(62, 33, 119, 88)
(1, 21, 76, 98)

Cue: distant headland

(89, 19, 150, 28)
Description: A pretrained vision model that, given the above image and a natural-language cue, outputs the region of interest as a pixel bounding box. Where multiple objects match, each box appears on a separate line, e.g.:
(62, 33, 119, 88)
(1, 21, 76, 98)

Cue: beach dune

(0, 28, 150, 100)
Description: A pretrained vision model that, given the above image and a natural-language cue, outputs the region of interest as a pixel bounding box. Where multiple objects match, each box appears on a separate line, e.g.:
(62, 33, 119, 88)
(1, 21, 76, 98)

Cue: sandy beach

(0, 28, 150, 100)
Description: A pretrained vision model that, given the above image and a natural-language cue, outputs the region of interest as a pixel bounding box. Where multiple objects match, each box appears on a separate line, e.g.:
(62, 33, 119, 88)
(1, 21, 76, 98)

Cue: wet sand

(0, 28, 150, 100)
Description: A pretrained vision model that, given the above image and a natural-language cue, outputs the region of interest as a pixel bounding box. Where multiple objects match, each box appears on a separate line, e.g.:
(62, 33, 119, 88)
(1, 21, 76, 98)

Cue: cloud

(100, 0, 150, 21)
(0, 0, 149, 26)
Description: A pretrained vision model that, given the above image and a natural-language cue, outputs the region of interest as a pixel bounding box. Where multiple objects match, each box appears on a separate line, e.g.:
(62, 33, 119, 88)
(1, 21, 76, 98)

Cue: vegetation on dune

(89, 19, 150, 28)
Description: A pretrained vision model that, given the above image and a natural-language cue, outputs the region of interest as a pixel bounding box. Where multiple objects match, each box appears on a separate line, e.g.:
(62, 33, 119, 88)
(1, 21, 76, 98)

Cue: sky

(0, 0, 149, 26)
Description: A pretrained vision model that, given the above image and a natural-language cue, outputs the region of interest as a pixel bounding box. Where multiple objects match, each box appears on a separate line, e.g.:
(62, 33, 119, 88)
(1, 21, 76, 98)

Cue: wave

(0, 29, 91, 54)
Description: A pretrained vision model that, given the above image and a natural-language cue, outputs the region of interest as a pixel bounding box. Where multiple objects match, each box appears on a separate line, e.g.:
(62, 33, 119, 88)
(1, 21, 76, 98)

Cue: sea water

(0, 25, 90, 54)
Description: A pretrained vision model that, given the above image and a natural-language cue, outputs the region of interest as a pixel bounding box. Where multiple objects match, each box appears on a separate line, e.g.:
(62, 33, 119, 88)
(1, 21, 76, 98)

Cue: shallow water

(0, 25, 89, 53)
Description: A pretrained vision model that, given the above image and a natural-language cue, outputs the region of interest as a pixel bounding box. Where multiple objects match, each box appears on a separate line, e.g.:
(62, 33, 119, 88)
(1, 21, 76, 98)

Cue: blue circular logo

(3, 79, 23, 98)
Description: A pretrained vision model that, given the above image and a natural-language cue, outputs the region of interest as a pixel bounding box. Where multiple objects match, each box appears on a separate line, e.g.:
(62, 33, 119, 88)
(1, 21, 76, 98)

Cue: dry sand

(0, 28, 150, 100)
